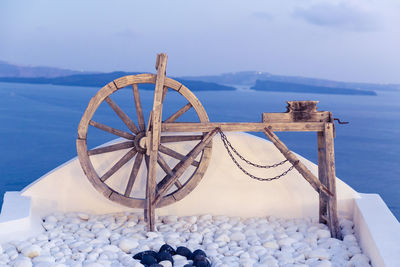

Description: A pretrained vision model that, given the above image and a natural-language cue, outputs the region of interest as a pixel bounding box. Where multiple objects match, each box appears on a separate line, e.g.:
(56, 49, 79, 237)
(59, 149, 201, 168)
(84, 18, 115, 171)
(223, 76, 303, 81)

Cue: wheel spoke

(105, 96, 139, 134)
(164, 102, 192, 122)
(100, 148, 137, 182)
(89, 120, 135, 140)
(124, 153, 144, 197)
(159, 144, 200, 167)
(132, 84, 145, 131)
(157, 153, 182, 189)
(160, 135, 203, 143)
(88, 141, 134, 156)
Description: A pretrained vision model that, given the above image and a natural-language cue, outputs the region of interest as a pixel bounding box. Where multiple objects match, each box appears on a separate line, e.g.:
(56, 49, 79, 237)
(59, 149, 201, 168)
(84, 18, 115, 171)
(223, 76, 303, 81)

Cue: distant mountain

(252, 80, 376, 96)
(0, 71, 236, 91)
(182, 71, 400, 92)
(0, 61, 93, 78)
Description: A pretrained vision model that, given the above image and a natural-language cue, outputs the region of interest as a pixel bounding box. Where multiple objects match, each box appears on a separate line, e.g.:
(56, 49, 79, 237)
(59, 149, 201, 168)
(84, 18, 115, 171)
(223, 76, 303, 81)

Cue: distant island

(251, 80, 377, 96)
(1, 61, 396, 95)
(0, 71, 236, 91)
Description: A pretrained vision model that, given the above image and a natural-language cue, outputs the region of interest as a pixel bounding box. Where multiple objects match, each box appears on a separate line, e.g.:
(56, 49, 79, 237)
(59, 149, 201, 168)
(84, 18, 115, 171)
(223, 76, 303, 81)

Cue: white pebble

(118, 238, 139, 253)
(159, 260, 173, 267)
(21, 245, 41, 258)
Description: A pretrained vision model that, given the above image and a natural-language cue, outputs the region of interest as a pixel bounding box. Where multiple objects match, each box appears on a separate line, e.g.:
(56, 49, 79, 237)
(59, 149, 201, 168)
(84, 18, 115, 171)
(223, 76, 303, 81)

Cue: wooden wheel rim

(77, 74, 212, 208)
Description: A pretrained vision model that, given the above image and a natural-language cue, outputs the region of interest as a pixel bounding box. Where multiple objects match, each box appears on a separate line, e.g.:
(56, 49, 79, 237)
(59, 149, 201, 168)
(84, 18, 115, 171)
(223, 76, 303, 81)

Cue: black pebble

(133, 250, 158, 260)
(193, 254, 211, 267)
(183, 264, 194, 267)
(149, 264, 163, 267)
(156, 251, 174, 264)
(193, 257, 211, 267)
(192, 249, 207, 260)
(176, 246, 193, 260)
(140, 254, 158, 266)
(159, 243, 176, 255)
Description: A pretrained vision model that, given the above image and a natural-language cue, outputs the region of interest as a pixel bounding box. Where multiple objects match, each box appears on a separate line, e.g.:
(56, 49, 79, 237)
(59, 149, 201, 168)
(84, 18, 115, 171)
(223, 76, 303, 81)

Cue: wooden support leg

(323, 123, 341, 239)
(145, 149, 157, 231)
(317, 131, 328, 225)
(263, 128, 332, 197)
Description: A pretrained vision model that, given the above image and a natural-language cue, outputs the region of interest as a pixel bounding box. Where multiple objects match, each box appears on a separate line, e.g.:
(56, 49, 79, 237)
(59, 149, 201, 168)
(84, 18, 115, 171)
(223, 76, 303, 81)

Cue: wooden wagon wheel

(76, 71, 212, 209)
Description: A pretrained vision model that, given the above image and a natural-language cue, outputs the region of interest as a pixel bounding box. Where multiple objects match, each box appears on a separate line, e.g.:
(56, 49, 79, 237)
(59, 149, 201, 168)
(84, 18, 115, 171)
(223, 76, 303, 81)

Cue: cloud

(293, 2, 380, 32)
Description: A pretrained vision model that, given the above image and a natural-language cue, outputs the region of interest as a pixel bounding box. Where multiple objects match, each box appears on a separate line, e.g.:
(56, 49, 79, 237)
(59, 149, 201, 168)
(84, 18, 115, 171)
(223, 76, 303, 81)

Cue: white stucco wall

(19, 132, 358, 219)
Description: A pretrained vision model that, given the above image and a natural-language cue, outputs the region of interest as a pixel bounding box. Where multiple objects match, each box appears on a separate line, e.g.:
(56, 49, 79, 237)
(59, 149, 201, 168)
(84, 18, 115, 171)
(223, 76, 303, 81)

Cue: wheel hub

(134, 131, 147, 153)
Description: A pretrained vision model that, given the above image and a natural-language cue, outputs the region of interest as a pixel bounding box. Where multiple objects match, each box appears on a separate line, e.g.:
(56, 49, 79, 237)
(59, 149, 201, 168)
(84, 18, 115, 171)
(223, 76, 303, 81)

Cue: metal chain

(218, 129, 295, 181)
(219, 130, 288, 168)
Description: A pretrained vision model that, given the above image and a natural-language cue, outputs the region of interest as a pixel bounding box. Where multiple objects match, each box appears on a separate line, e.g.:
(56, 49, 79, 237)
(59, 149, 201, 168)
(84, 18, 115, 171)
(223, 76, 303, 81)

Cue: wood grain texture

(317, 131, 328, 225)
(146, 53, 168, 231)
(162, 122, 325, 132)
(160, 135, 203, 143)
(323, 123, 341, 239)
(157, 153, 182, 189)
(88, 141, 134, 156)
(164, 102, 192, 123)
(132, 84, 145, 131)
(263, 111, 331, 123)
(105, 96, 139, 134)
(89, 120, 135, 140)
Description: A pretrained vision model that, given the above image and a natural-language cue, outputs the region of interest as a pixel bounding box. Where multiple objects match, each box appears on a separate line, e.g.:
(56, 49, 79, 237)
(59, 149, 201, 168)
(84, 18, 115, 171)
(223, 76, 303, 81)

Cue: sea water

(0, 81, 399, 219)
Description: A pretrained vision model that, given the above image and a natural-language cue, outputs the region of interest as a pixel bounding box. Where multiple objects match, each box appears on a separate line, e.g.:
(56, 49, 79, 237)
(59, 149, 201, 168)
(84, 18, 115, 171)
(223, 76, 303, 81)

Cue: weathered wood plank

(105, 96, 139, 134)
(160, 135, 203, 143)
(89, 120, 135, 140)
(100, 148, 137, 182)
(263, 128, 332, 197)
(323, 123, 341, 239)
(153, 128, 218, 205)
(263, 111, 331, 123)
(159, 144, 200, 167)
(162, 122, 325, 132)
(132, 84, 145, 131)
(88, 141, 134, 156)
(146, 53, 168, 231)
(164, 102, 192, 123)
(124, 153, 143, 197)
(317, 131, 328, 224)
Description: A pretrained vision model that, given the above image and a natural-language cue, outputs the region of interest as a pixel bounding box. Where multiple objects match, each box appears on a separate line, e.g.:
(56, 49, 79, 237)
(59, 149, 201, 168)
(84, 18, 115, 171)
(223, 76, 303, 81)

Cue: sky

(1, 0, 400, 83)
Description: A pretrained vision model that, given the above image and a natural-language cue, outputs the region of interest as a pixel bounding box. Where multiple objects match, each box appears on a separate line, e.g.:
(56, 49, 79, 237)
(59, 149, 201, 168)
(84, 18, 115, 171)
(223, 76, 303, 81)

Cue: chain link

(218, 129, 295, 181)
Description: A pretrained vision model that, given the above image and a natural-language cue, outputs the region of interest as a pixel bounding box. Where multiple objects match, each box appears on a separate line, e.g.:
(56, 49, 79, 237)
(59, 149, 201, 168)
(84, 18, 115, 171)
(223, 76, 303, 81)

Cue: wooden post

(318, 131, 328, 224)
(146, 53, 168, 231)
(323, 123, 341, 239)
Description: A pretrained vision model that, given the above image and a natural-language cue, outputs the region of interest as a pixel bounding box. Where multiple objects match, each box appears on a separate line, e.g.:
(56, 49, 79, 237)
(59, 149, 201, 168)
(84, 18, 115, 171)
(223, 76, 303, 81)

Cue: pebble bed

(0, 212, 371, 267)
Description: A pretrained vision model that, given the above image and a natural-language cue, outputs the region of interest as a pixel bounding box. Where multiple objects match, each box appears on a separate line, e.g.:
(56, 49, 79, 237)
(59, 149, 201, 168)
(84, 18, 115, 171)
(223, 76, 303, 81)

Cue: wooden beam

(263, 128, 332, 197)
(161, 122, 325, 132)
(124, 153, 143, 197)
(323, 123, 341, 239)
(317, 131, 328, 224)
(146, 53, 168, 231)
(263, 111, 331, 123)
(160, 135, 203, 143)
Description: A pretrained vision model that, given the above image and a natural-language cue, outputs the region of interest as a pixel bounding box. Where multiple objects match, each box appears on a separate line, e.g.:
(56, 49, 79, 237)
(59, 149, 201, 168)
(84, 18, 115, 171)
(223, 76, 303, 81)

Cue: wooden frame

(77, 54, 341, 239)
